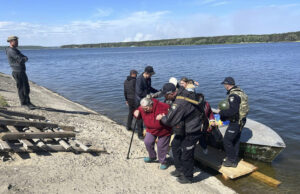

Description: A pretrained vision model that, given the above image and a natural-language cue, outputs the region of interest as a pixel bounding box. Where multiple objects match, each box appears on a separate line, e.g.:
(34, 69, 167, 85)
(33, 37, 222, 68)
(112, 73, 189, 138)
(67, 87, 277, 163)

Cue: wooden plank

(222, 174, 229, 181)
(0, 113, 16, 119)
(46, 129, 72, 150)
(219, 160, 257, 179)
(6, 126, 35, 150)
(57, 126, 76, 131)
(73, 139, 89, 151)
(54, 128, 88, 151)
(194, 145, 257, 179)
(26, 127, 48, 150)
(0, 118, 75, 131)
(45, 144, 107, 153)
(0, 144, 107, 154)
(0, 140, 11, 151)
(0, 109, 45, 120)
(0, 132, 75, 140)
(250, 171, 281, 187)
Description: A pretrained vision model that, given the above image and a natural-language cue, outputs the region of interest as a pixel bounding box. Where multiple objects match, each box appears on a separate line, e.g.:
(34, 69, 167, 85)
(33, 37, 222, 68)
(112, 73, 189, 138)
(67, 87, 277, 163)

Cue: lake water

(0, 43, 299, 193)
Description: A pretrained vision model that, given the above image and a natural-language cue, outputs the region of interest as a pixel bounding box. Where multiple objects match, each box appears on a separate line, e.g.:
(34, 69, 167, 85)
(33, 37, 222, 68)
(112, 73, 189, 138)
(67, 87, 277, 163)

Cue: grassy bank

(0, 95, 8, 107)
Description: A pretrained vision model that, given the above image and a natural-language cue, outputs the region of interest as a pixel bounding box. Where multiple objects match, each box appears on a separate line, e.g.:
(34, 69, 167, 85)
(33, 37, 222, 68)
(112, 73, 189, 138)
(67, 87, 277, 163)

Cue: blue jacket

(135, 73, 158, 105)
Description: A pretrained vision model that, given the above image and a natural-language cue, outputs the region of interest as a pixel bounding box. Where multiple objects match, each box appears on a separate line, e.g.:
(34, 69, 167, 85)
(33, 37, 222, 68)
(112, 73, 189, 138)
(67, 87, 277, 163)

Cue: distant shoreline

(1, 41, 299, 51)
(1, 31, 299, 49)
(0, 46, 59, 50)
(61, 31, 300, 49)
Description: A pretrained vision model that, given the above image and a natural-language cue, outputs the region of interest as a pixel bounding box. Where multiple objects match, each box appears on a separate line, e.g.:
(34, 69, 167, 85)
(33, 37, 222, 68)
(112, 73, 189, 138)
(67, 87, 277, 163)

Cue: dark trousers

(171, 132, 201, 180)
(136, 119, 144, 137)
(135, 101, 144, 137)
(199, 132, 207, 150)
(12, 71, 30, 105)
(223, 119, 246, 163)
(126, 99, 136, 130)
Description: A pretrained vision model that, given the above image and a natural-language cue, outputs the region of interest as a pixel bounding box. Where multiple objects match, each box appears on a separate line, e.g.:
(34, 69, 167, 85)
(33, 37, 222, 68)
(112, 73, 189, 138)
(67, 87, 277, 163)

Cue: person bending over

(134, 97, 171, 170)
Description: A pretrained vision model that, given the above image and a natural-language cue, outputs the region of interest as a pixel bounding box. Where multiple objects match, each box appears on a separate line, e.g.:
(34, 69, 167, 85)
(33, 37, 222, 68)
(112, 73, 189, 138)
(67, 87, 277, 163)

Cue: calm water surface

(0, 43, 299, 193)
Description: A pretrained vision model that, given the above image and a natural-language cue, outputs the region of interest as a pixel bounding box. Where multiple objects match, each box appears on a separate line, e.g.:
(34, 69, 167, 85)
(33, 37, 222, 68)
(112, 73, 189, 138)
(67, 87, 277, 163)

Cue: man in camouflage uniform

(219, 77, 248, 167)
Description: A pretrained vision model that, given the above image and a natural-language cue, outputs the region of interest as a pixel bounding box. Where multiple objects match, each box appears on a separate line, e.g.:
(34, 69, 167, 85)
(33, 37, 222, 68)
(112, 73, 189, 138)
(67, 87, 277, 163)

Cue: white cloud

(268, 3, 300, 9)
(0, 21, 12, 28)
(196, 0, 217, 5)
(211, 1, 229, 7)
(93, 8, 113, 18)
(229, 5, 300, 35)
(0, 6, 299, 46)
(193, 0, 229, 6)
(123, 33, 154, 42)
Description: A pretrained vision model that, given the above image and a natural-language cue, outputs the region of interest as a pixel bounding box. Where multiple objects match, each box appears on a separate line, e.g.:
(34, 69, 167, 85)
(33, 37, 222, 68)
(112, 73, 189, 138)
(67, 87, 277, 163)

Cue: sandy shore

(0, 72, 236, 194)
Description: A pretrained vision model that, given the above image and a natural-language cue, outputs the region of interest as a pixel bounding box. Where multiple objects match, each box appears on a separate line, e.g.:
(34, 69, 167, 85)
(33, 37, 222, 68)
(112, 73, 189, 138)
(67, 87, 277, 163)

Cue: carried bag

(211, 126, 223, 143)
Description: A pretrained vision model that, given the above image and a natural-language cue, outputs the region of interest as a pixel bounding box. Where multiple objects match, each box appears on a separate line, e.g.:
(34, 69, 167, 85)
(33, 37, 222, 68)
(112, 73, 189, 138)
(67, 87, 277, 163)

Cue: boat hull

(239, 143, 284, 163)
(209, 112, 286, 163)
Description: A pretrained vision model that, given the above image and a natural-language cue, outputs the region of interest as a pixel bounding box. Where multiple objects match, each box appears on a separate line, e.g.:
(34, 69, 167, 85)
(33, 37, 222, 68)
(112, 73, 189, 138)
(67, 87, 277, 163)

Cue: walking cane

(126, 119, 138, 159)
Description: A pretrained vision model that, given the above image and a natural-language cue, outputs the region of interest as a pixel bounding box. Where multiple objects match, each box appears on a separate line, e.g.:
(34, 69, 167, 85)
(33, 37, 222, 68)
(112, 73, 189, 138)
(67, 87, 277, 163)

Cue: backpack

(229, 87, 249, 124)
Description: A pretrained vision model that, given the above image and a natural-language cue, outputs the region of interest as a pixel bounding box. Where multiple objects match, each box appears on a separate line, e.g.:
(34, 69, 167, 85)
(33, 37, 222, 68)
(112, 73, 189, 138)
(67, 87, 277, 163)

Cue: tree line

(0, 46, 53, 50)
(61, 31, 300, 48)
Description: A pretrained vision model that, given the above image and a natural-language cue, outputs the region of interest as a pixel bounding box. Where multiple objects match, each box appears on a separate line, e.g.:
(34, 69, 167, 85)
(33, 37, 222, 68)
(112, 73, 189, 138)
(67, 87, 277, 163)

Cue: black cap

(161, 83, 176, 95)
(130, 69, 138, 75)
(144, 66, 155, 75)
(221, 77, 235, 85)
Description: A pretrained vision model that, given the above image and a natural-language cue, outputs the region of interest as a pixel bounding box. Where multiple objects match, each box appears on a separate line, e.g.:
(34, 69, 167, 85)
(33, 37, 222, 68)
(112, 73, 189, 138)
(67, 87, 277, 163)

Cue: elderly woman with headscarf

(134, 97, 171, 170)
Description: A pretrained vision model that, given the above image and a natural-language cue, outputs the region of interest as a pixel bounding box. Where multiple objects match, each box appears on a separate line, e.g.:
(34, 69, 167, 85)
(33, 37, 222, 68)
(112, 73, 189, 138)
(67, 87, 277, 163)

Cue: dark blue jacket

(135, 73, 158, 105)
(124, 76, 136, 101)
(161, 87, 202, 134)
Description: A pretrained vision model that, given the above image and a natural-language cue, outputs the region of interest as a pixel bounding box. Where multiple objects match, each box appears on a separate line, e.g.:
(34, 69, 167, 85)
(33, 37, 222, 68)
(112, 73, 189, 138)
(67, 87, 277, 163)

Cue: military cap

(161, 83, 176, 95)
(221, 77, 235, 85)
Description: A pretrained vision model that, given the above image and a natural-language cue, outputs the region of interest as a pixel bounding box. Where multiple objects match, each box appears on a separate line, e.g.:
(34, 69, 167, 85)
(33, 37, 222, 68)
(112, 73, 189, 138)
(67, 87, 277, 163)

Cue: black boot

(176, 175, 192, 184)
(170, 170, 183, 177)
(138, 133, 144, 140)
(222, 160, 238, 168)
(27, 102, 36, 110)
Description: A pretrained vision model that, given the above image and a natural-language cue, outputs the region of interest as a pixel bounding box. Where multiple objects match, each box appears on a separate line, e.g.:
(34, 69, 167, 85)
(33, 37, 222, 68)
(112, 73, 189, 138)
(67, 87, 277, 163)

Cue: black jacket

(135, 74, 158, 104)
(219, 86, 241, 122)
(161, 87, 202, 134)
(124, 76, 136, 101)
(5, 47, 28, 72)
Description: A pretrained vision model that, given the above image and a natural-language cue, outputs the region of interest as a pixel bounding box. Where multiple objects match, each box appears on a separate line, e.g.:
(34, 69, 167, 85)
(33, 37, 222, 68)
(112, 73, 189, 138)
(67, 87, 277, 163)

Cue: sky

(0, 0, 299, 46)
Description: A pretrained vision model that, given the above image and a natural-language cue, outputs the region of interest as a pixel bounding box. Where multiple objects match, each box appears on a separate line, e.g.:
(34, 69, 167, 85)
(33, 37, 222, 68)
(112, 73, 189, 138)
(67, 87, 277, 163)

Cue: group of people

(124, 66, 248, 184)
(5, 35, 249, 185)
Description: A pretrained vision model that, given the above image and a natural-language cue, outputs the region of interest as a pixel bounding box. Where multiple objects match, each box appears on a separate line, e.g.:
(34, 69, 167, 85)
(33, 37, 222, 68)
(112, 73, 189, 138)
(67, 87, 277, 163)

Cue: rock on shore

(0, 73, 236, 194)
